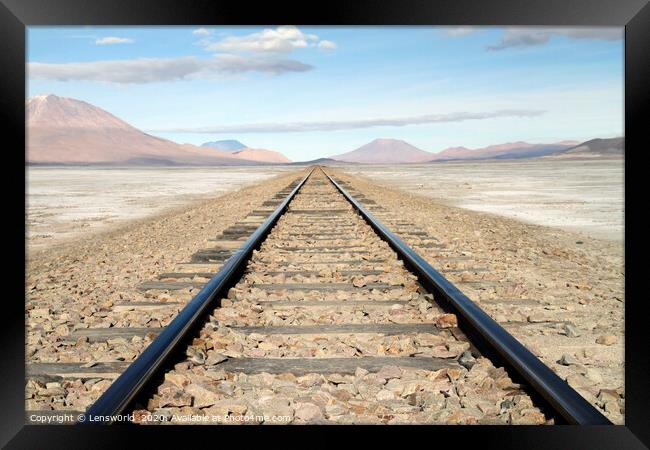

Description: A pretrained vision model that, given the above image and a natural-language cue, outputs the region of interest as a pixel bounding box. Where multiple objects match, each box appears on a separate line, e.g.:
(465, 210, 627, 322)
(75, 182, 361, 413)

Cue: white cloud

(192, 27, 211, 36)
(154, 109, 545, 134)
(28, 55, 312, 84)
(95, 36, 134, 45)
(318, 40, 337, 49)
(487, 27, 622, 51)
(444, 27, 477, 37)
(201, 26, 335, 53)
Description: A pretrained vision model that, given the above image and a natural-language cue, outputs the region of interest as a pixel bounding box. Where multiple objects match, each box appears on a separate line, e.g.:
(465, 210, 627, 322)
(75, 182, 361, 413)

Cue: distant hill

(291, 158, 351, 166)
(201, 141, 291, 163)
(332, 138, 435, 164)
(542, 137, 624, 159)
(26, 94, 292, 165)
(430, 141, 579, 161)
(229, 148, 292, 164)
(200, 140, 247, 152)
(330, 138, 582, 164)
(26, 95, 276, 166)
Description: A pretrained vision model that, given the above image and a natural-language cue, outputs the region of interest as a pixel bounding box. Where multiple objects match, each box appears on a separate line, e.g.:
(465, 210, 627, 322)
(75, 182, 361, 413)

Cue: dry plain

(27, 166, 293, 251)
(25, 160, 624, 424)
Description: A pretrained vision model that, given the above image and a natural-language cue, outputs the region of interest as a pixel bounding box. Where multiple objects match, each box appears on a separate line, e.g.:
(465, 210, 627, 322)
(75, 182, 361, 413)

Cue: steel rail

(323, 169, 612, 425)
(82, 168, 314, 424)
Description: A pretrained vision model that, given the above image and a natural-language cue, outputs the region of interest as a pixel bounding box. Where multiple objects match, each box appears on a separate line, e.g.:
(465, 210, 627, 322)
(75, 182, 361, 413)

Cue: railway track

(28, 167, 611, 425)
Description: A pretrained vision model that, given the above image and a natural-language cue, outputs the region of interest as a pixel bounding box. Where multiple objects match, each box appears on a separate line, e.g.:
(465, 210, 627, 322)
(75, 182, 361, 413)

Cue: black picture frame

(2, 0, 648, 447)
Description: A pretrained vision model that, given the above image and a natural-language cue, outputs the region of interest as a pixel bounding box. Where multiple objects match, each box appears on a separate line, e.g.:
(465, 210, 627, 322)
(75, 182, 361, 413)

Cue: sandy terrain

(25, 165, 624, 424)
(344, 159, 624, 241)
(27, 166, 293, 251)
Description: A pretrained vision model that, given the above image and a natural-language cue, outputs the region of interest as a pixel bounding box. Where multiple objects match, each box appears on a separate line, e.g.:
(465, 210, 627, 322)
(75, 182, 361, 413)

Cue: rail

(82, 168, 314, 423)
(323, 169, 611, 425)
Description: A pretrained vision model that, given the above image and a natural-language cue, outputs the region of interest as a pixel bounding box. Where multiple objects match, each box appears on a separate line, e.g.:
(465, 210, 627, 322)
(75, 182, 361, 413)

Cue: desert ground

(25, 161, 624, 423)
(345, 159, 624, 241)
(27, 166, 293, 251)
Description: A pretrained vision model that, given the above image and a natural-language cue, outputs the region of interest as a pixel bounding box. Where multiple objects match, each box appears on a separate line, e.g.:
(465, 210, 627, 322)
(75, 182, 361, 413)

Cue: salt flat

(27, 166, 292, 249)
(344, 159, 624, 241)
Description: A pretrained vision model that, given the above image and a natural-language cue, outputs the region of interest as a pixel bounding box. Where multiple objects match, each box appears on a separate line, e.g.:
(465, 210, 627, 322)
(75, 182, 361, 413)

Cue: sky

(27, 26, 624, 162)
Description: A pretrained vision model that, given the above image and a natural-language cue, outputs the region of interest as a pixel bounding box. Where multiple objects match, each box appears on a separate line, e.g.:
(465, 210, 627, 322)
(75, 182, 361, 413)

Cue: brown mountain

(543, 137, 624, 159)
(430, 141, 580, 161)
(332, 138, 435, 164)
(26, 95, 288, 165)
(229, 148, 292, 164)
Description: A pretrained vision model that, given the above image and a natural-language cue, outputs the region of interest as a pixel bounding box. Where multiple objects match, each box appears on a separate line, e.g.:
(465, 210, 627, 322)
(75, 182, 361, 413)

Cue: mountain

(200, 140, 292, 163)
(26, 95, 270, 166)
(543, 137, 624, 159)
(201, 140, 247, 152)
(430, 141, 579, 161)
(291, 158, 352, 166)
(330, 138, 579, 164)
(229, 148, 291, 164)
(332, 138, 435, 164)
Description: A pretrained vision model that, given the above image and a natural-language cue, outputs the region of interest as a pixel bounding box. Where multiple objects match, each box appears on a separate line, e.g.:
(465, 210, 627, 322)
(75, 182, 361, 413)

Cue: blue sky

(27, 26, 623, 161)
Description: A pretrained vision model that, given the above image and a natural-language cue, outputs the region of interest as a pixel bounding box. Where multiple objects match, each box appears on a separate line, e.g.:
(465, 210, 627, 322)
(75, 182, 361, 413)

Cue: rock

(297, 374, 322, 387)
(257, 397, 294, 422)
(205, 398, 248, 416)
(187, 347, 206, 365)
(603, 400, 620, 414)
(598, 389, 619, 404)
(458, 351, 477, 370)
(205, 368, 227, 381)
(446, 367, 464, 381)
(596, 335, 617, 346)
(558, 354, 579, 366)
(248, 333, 266, 341)
(446, 341, 470, 356)
(476, 400, 498, 415)
(258, 342, 276, 351)
(565, 374, 590, 389)
(354, 367, 369, 378)
(293, 402, 324, 423)
(325, 403, 348, 416)
(435, 314, 458, 329)
(331, 389, 353, 401)
(30, 308, 51, 318)
(45, 382, 62, 390)
(414, 333, 445, 347)
(54, 325, 69, 336)
(205, 351, 228, 366)
(585, 368, 603, 383)
(186, 383, 221, 408)
(429, 346, 457, 358)
(563, 323, 581, 338)
(376, 365, 402, 380)
(510, 410, 546, 425)
(165, 372, 189, 388)
(375, 389, 397, 401)
(527, 314, 548, 323)
(326, 373, 348, 384)
(158, 386, 192, 408)
(276, 373, 296, 382)
(499, 399, 514, 414)
(337, 383, 358, 395)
